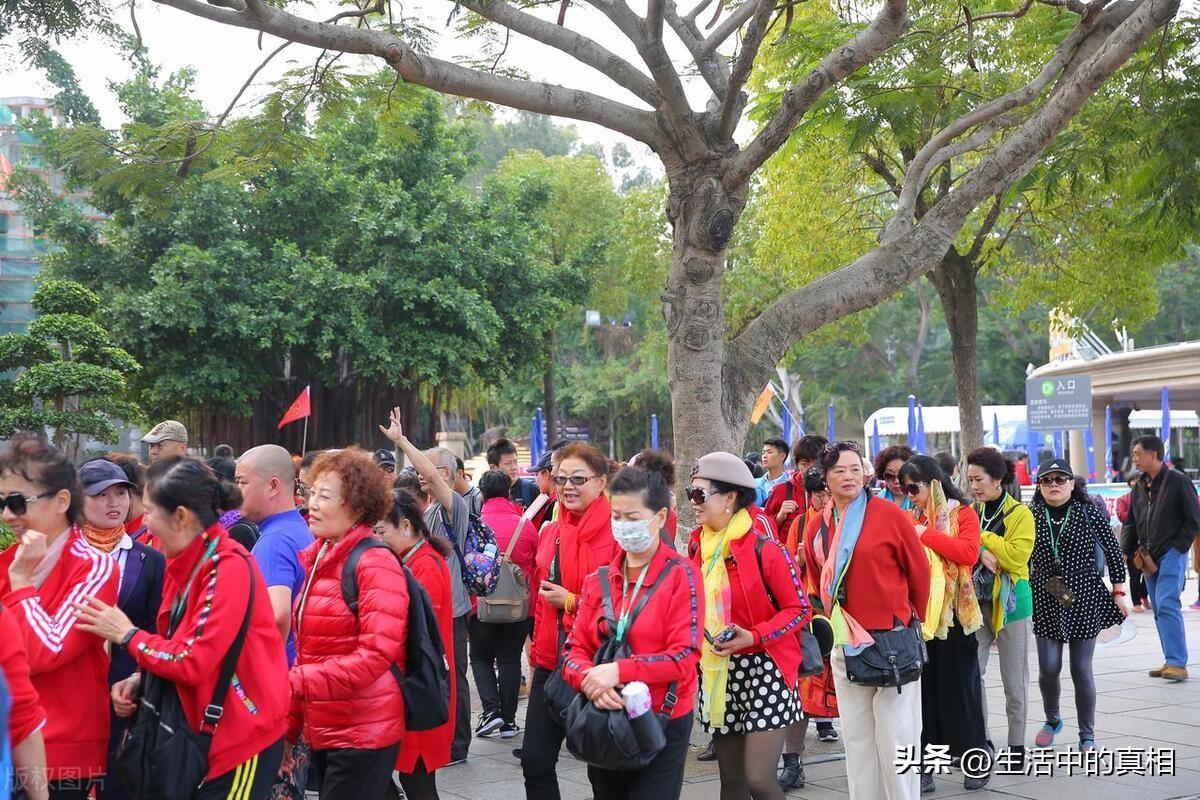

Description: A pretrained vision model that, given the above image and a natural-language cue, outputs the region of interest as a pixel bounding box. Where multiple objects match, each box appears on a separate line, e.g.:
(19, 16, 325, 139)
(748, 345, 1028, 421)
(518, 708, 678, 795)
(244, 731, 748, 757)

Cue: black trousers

(521, 666, 565, 800)
(922, 620, 989, 758)
(196, 738, 285, 800)
(311, 742, 400, 800)
(469, 617, 530, 724)
(452, 614, 472, 761)
(588, 715, 694, 800)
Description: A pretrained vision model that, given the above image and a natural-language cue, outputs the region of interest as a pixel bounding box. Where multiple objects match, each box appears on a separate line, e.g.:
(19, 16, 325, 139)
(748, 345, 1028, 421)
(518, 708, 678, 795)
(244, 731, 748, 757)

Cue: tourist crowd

(0, 414, 1196, 800)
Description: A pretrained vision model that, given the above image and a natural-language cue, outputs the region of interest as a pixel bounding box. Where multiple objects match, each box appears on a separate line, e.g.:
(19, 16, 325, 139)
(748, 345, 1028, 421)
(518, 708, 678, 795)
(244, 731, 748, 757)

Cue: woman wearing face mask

(377, 488, 456, 800)
(898, 455, 988, 793)
(814, 442, 929, 800)
(562, 459, 703, 800)
(1029, 458, 1130, 752)
(964, 448, 1034, 769)
(523, 443, 618, 800)
(685, 451, 809, 800)
(0, 436, 119, 800)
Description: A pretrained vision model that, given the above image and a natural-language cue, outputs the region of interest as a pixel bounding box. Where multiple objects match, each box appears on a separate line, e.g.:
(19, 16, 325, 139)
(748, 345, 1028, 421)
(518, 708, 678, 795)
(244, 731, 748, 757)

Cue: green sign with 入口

(1026, 375, 1093, 431)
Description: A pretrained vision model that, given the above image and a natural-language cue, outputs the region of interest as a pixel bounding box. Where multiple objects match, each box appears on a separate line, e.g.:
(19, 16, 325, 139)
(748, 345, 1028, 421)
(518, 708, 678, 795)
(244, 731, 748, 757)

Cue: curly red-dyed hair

(307, 447, 393, 525)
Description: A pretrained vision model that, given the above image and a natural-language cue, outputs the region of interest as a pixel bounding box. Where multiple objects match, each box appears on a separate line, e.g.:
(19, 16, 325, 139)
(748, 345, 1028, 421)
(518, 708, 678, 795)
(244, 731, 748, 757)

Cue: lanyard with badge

(167, 535, 222, 636)
(615, 564, 649, 643)
(1043, 506, 1076, 607)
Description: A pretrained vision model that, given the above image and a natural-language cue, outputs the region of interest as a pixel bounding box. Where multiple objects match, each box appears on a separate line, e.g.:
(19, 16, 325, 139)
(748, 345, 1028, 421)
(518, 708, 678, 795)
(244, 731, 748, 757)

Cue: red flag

(278, 385, 311, 429)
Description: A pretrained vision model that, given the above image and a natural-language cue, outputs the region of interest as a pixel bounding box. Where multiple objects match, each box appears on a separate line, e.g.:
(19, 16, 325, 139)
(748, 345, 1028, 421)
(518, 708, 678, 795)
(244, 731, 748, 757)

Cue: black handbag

(562, 563, 678, 770)
(117, 551, 255, 799)
(842, 616, 926, 694)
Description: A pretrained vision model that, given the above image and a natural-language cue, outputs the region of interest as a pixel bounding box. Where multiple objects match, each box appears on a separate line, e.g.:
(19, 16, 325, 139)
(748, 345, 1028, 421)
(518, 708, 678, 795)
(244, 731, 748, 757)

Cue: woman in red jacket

(812, 442, 929, 800)
(563, 458, 702, 800)
(377, 488, 455, 800)
(899, 455, 990, 793)
(0, 435, 119, 800)
(289, 449, 407, 800)
(523, 442, 617, 800)
(685, 451, 810, 800)
(0, 604, 48, 800)
(77, 457, 288, 800)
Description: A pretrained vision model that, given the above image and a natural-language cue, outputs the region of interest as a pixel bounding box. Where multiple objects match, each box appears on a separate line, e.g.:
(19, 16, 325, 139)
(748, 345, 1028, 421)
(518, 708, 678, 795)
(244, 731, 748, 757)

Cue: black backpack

(340, 538, 451, 732)
(227, 518, 261, 551)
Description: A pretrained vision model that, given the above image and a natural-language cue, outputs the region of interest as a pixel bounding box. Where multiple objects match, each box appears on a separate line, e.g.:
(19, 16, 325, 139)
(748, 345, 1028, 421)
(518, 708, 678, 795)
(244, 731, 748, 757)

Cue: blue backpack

(440, 508, 502, 596)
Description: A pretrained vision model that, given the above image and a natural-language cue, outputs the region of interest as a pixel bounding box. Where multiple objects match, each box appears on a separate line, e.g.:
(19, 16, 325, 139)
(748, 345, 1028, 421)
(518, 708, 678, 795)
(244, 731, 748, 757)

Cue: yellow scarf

(84, 523, 125, 554)
(923, 483, 983, 639)
(698, 509, 752, 726)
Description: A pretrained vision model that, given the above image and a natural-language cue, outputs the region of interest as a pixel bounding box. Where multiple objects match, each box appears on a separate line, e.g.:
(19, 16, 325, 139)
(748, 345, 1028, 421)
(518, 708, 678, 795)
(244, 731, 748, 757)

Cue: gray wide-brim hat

(692, 451, 757, 489)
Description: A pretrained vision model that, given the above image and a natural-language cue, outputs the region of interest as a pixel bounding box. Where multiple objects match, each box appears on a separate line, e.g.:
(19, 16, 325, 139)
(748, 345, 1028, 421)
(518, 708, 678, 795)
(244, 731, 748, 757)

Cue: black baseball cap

(373, 449, 397, 467)
(535, 449, 554, 473)
(80, 459, 137, 496)
(1037, 457, 1073, 478)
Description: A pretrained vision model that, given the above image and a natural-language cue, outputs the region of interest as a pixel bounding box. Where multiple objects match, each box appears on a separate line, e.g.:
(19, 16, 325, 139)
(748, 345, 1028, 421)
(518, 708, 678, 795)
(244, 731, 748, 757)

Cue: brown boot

(1149, 663, 1170, 678)
(1161, 666, 1189, 682)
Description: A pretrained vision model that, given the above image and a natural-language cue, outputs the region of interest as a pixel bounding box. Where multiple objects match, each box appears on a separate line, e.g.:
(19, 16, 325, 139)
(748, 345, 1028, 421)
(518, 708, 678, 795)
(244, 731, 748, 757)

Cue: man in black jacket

(1123, 435, 1200, 682)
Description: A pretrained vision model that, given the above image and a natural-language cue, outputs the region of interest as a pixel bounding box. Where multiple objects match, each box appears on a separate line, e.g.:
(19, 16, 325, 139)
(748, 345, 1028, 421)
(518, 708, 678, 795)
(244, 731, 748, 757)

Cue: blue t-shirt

(251, 508, 314, 666)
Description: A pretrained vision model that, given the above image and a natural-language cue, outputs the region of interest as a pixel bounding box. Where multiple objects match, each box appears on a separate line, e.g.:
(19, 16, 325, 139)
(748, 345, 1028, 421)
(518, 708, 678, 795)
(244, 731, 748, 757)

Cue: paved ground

(434, 585, 1200, 800)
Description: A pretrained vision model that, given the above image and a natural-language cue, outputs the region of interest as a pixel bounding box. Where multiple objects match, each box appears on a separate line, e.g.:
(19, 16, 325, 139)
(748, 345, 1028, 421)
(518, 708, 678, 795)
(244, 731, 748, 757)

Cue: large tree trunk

(543, 327, 557, 450)
(930, 249, 984, 454)
(664, 169, 749, 527)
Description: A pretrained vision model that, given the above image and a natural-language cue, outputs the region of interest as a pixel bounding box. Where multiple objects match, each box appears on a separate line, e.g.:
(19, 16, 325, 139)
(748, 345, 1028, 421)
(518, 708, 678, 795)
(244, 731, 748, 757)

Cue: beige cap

(142, 420, 188, 445)
(692, 451, 756, 489)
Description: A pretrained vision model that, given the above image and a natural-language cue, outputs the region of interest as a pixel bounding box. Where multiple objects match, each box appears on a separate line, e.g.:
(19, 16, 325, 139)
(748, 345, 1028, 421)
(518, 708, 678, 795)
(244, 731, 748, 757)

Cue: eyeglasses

(295, 480, 310, 497)
(553, 474, 598, 488)
(686, 486, 726, 504)
(1038, 475, 1071, 487)
(902, 482, 925, 496)
(0, 491, 57, 516)
(380, 464, 396, 474)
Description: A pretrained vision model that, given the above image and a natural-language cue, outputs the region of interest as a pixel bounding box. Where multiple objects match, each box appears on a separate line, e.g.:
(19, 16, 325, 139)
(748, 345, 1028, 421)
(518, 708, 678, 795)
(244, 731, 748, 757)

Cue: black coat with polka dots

(1030, 497, 1127, 643)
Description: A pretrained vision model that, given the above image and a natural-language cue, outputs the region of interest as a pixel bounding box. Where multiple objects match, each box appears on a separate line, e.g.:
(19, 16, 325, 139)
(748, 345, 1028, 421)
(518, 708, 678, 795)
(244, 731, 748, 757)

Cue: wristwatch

(119, 627, 140, 650)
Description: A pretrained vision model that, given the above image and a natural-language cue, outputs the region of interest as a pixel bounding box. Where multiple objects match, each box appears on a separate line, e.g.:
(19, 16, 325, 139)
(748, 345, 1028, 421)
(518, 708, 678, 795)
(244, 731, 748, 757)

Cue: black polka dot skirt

(701, 652, 801, 735)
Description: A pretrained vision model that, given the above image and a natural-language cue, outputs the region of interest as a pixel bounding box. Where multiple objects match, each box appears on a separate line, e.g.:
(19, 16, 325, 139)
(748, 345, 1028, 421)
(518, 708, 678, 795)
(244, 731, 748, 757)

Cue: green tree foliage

(17, 67, 580, 447)
(0, 279, 142, 451)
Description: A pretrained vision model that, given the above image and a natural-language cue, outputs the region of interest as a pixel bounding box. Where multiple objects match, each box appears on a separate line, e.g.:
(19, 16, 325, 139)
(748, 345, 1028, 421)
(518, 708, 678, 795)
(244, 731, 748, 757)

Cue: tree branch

(728, 0, 1179, 380)
(684, 0, 718, 24)
(579, 0, 698, 138)
(884, 17, 1097, 240)
(725, 0, 911, 188)
(461, 0, 662, 107)
(700, 1, 762, 53)
(965, 191, 1007, 264)
(718, 0, 774, 140)
(151, 0, 665, 146)
(664, 1, 730, 100)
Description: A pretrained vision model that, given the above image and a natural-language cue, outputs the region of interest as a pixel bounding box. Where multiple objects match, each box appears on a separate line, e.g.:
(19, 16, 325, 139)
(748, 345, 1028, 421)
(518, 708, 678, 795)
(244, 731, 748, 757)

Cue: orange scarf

(84, 523, 125, 553)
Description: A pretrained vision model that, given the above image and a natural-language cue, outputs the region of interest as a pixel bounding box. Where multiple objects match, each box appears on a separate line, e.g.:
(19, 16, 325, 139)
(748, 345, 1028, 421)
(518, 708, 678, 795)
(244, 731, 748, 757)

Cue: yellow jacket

(977, 493, 1035, 632)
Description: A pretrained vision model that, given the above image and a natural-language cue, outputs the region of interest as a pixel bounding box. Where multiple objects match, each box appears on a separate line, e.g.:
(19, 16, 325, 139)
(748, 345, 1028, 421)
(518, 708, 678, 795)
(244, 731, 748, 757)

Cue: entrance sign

(1026, 375, 1092, 431)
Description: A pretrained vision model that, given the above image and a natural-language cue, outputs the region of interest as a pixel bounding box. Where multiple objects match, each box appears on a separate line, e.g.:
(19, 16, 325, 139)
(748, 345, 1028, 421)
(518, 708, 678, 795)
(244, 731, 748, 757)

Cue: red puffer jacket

(288, 524, 408, 750)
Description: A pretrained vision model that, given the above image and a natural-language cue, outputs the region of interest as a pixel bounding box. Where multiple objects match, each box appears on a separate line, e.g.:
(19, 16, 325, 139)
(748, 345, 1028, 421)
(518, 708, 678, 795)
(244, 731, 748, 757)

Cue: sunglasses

(901, 482, 925, 496)
(822, 441, 861, 455)
(553, 474, 598, 488)
(1038, 474, 1072, 487)
(686, 486, 727, 504)
(882, 471, 899, 481)
(380, 464, 396, 473)
(0, 491, 57, 516)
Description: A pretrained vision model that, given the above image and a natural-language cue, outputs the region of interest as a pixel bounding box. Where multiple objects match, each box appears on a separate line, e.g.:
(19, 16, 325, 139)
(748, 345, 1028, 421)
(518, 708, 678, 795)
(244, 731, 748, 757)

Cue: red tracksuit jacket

(564, 544, 704, 719)
(0, 526, 118, 780)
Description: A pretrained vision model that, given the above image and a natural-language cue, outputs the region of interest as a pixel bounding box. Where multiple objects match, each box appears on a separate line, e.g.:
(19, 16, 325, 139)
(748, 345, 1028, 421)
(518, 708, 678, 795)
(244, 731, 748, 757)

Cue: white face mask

(612, 518, 656, 554)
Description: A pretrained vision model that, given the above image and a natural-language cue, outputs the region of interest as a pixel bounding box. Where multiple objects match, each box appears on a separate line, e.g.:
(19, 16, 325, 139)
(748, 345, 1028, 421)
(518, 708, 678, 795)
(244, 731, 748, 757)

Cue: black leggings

(1036, 636, 1097, 741)
(520, 666, 564, 800)
(389, 758, 439, 800)
(713, 728, 788, 800)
